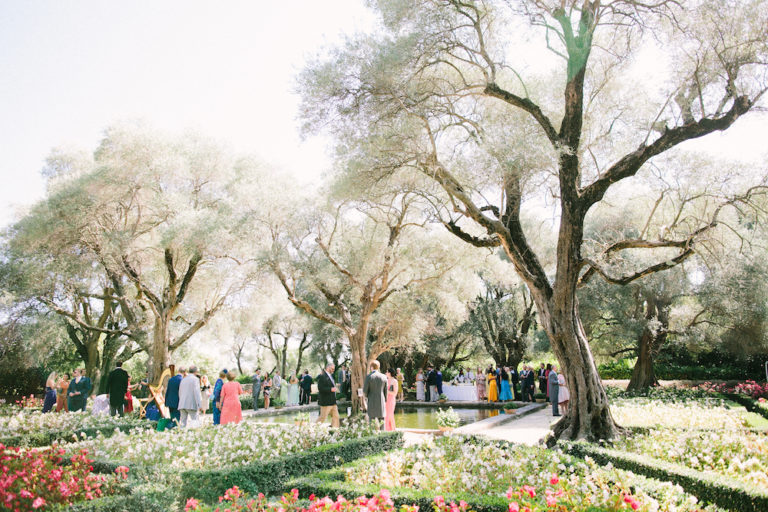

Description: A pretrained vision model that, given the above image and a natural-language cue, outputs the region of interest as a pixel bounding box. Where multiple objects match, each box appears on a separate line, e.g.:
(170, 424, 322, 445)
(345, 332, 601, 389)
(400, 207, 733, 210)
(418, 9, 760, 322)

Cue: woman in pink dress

(218, 372, 244, 425)
(384, 369, 398, 431)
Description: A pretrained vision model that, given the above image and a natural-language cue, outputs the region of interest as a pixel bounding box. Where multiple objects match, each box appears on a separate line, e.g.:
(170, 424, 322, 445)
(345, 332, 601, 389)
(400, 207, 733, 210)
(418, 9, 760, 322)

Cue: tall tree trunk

(349, 329, 367, 415)
(540, 206, 621, 443)
(627, 295, 670, 391)
(150, 316, 170, 383)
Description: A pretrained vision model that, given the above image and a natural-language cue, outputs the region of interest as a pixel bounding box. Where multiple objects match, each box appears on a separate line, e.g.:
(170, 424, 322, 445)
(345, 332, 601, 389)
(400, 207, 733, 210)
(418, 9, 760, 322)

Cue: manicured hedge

(289, 456, 509, 512)
(179, 431, 403, 504)
(49, 490, 171, 512)
(561, 441, 768, 512)
(0, 421, 156, 448)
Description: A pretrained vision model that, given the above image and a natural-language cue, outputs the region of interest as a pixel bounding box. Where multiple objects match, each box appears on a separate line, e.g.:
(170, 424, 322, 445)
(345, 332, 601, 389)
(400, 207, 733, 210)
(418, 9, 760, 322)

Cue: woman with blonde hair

(475, 367, 486, 401)
(42, 372, 57, 413)
(557, 368, 570, 415)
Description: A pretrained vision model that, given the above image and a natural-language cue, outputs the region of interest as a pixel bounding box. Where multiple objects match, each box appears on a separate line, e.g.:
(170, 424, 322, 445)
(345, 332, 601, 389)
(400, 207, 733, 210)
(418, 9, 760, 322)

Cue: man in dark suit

(300, 370, 313, 405)
(510, 366, 521, 401)
(524, 365, 536, 402)
(106, 361, 129, 417)
(316, 363, 340, 427)
(435, 366, 444, 397)
(426, 366, 436, 402)
(165, 366, 184, 426)
(538, 364, 548, 402)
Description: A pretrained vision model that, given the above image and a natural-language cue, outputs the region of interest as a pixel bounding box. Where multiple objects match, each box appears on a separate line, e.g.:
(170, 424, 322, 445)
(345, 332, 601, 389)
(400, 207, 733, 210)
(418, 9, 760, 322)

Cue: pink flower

(546, 495, 557, 507)
(508, 502, 519, 512)
(32, 497, 46, 509)
(19, 490, 33, 499)
(550, 475, 559, 485)
(521, 485, 536, 498)
(185, 498, 200, 511)
(292, 489, 299, 499)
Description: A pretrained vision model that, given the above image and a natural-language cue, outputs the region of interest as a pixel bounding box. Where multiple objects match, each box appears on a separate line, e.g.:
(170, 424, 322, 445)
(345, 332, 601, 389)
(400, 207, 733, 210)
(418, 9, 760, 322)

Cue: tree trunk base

(546, 411, 626, 447)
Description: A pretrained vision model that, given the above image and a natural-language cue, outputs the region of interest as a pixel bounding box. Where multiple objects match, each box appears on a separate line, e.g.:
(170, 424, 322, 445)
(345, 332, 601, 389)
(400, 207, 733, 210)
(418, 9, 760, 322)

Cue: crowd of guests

(411, 363, 570, 414)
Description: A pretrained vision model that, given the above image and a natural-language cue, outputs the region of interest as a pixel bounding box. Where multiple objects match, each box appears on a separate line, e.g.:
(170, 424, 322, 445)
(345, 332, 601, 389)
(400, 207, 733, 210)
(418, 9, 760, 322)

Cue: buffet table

(441, 383, 477, 401)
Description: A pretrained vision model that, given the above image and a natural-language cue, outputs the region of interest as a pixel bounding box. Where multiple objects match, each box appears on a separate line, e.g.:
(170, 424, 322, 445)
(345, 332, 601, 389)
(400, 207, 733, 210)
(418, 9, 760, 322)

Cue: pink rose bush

(695, 380, 768, 400)
(185, 485, 652, 512)
(0, 444, 124, 510)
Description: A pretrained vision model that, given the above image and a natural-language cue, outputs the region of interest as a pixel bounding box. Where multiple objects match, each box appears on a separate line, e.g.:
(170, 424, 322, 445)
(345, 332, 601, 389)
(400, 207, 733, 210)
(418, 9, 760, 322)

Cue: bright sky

(0, 0, 376, 227)
(1, 1, 765, 230)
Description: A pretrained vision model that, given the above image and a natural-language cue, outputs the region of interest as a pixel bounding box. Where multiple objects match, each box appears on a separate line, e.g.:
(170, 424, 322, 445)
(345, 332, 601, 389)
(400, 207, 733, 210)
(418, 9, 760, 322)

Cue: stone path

(477, 405, 557, 445)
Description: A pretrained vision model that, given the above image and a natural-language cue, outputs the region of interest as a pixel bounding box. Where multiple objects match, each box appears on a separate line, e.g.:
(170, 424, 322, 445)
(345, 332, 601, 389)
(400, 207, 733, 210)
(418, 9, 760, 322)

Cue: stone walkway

(477, 405, 558, 445)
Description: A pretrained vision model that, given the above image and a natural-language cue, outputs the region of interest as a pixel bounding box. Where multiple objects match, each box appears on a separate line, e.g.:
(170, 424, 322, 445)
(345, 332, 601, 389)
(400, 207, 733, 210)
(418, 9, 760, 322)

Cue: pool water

(250, 406, 498, 429)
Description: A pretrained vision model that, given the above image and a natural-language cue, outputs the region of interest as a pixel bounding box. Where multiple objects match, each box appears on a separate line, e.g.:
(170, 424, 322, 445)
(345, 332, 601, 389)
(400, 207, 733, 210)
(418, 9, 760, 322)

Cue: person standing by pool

(300, 370, 313, 405)
(42, 372, 57, 413)
(415, 368, 425, 401)
(106, 361, 129, 417)
(316, 363, 340, 427)
(486, 367, 498, 403)
(384, 369, 398, 431)
(396, 368, 404, 401)
(475, 367, 486, 401)
(262, 373, 272, 409)
(219, 371, 244, 425)
(364, 360, 387, 426)
(55, 373, 69, 412)
(251, 369, 262, 410)
(288, 373, 300, 406)
(68, 369, 91, 412)
(212, 370, 226, 425)
(498, 367, 513, 402)
(426, 366, 437, 402)
(548, 366, 560, 416)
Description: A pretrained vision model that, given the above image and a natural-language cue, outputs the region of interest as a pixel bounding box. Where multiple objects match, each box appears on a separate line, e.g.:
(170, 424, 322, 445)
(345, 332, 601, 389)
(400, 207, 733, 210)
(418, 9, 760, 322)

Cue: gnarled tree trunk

(627, 295, 671, 391)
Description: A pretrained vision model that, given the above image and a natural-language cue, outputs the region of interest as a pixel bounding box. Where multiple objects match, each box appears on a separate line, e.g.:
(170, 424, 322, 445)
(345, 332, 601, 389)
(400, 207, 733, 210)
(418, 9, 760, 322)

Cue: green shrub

(0, 421, 155, 448)
(49, 491, 170, 512)
(561, 441, 768, 512)
(179, 431, 403, 504)
(725, 393, 768, 420)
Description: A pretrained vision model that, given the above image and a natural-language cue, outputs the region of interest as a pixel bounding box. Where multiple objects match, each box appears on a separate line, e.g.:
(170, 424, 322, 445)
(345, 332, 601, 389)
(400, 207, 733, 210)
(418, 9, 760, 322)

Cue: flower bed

(0, 411, 152, 447)
(610, 428, 768, 489)
(291, 435, 722, 512)
(695, 380, 768, 400)
(610, 399, 751, 430)
(66, 416, 402, 504)
(0, 443, 126, 510)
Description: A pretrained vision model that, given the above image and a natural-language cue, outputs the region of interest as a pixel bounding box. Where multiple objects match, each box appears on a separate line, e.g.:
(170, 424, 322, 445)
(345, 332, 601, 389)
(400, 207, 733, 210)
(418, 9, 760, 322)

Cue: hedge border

(48, 487, 172, 512)
(179, 431, 404, 504)
(560, 440, 768, 512)
(0, 421, 156, 448)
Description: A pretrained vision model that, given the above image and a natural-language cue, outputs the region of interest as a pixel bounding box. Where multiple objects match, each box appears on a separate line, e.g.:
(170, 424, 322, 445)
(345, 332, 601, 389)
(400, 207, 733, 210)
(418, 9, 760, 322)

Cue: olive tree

(299, 0, 768, 440)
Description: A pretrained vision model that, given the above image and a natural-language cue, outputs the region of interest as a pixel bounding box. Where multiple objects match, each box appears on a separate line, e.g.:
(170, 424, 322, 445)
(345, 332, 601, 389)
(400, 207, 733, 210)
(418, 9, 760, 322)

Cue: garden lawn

(297, 434, 724, 512)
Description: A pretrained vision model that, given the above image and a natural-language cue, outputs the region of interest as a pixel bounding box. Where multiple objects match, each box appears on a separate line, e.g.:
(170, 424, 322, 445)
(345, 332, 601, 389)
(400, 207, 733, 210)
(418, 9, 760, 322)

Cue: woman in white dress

(415, 369, 425, 401)
(557, 370, 569, 414)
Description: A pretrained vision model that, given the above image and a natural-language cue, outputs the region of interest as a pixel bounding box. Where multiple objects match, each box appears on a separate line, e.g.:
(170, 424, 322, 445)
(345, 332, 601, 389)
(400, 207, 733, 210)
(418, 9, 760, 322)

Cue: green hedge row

(179, 431, 404, 504)
(49, 490, 171, 512)
(560, 441, 768, 512)
(0, 421, 155, 448)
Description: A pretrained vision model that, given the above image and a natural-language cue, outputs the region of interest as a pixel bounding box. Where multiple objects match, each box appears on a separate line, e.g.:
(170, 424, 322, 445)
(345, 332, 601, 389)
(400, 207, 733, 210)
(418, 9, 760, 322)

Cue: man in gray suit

(548, 366, 560, 416)
(363, 360, 387, 427)
(178, 366, 203, 427)
(251, 369, 262, 410)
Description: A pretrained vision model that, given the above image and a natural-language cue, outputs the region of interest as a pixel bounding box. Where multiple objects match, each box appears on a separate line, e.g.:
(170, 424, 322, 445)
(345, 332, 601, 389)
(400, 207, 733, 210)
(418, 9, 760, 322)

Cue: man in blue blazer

(165, 366, 184, 427)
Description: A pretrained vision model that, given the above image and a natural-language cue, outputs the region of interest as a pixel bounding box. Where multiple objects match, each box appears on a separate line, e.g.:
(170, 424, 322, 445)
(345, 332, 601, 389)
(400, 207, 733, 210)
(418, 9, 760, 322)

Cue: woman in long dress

(498, 367, 513, 401)
(219, 372, 244, 425)
(384, 369, 397, 431)
(124, 377, 134, 414)
(289, 374, 300, 406)
(262, 375, 272, 409)
(199, 375, 211, 413)
(475, 367, 486, 401)
(557, 369, 570, 414)
(486, 368, 498, 403)
(55, 373, 69, 412)
(415, 369, 425, 401)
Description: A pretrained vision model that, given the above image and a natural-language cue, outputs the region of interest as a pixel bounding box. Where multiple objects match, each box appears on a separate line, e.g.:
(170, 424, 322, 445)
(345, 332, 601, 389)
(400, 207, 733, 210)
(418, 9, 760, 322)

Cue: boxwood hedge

(0, 421, 155, 448)
(179, 431, 403, 504)
(561, 440, 768, 512)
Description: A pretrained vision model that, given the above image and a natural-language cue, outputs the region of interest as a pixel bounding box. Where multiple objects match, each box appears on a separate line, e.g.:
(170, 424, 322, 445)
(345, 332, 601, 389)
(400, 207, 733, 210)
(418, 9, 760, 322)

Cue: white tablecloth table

(441, 384, 477, 401)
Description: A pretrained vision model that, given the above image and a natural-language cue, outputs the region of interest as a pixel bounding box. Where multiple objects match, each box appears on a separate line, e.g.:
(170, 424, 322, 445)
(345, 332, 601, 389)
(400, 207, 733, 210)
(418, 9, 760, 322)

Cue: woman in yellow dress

(486, 367, 498, 402)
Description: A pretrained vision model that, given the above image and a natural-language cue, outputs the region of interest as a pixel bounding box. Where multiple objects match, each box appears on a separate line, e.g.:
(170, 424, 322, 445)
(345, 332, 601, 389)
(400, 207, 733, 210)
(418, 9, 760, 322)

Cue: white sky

(1, 1, 765, 230)
(0, 0, 376, 227)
